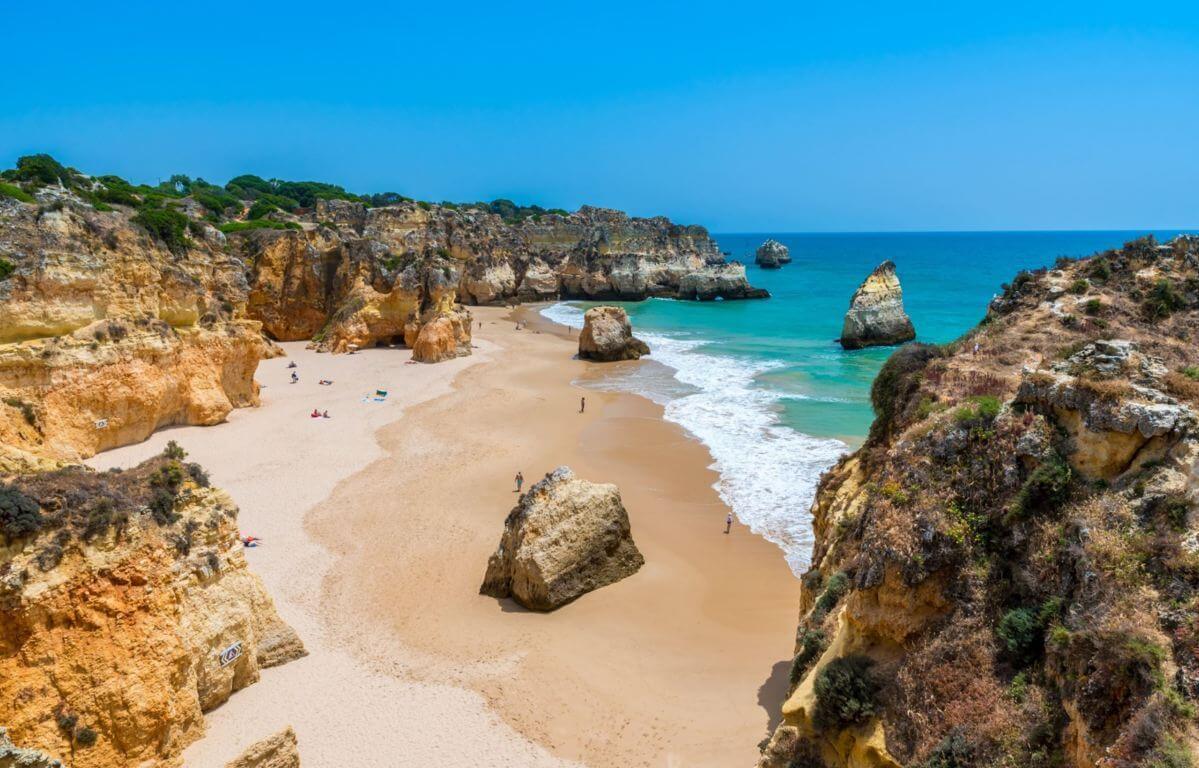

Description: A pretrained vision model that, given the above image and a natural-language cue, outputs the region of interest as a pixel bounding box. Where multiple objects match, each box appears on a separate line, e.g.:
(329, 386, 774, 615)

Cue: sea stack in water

(480, 467, 645, 611)
(578, 306, 650, 361)
(755, 239, 790, 269)
(839, 260, 916, 349)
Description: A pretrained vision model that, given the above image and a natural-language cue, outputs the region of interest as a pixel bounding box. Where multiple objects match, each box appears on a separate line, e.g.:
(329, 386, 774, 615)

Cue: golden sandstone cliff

(0, 447, 305, 768)
(760, 236, 1199, 768)
(0, 158, 766, 464)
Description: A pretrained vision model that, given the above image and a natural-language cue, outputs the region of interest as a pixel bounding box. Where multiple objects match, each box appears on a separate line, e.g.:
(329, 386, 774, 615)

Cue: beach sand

(88, 305, 801, 767)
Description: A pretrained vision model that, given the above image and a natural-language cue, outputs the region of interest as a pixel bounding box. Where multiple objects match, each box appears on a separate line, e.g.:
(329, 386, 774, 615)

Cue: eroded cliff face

(761, 236, 1199, 768)
(0, 196, 265, 463)
(0, 452, 305, 768)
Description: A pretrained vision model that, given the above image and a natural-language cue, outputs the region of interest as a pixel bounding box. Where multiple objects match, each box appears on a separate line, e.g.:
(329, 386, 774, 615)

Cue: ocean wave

(540, 302, 847, 575)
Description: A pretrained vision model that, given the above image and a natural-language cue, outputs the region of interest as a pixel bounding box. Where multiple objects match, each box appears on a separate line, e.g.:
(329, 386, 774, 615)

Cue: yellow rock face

(0, 202, 267, 461)
(0, 475, 305, 768)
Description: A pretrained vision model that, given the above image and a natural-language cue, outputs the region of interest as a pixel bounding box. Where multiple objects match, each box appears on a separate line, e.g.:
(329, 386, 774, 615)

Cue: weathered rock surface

(759, 235, 1199, 768)
(0, 198, 266, 462)
(0, 729, 61, 768)
(224, 727, 300, 768)
(839, 260, 916, 349)
(677, 262, 769, 300)
(577, 306, 650, 362)
(755, 239, 790, 268)
(479, 467, 645, 610)
(0, 455, 305, 768)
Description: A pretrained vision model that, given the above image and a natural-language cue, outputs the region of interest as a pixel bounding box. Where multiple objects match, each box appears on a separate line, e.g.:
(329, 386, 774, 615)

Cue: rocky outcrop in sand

(0, 452, 305, 768)
(755, 239, 790, 268)
(224, 728, 300, 768)
(479, 467, 644, 610)
(838, 261, 916, 349)
(577, 306, 650, 362)
(759, 235, 1199, 768)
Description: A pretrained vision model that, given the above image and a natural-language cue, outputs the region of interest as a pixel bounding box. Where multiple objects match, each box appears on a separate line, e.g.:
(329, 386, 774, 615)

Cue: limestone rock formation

(225, 727, 300, 768)
(0, 729, 62, 768)
(755, 239, 790, 268)
(0, 453, 305, 768)
(677, 263, 769, 300)
(577, 306, 650, 362)
(0, 196, 266, 462)
(759, 235, 1199, 768)
(839, 260, 916, 349)
(479, 467, 645, 610)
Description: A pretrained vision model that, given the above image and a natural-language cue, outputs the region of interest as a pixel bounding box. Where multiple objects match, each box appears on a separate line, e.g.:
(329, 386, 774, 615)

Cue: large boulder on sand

(839, 260, 916, 349)
(755, 239, 790, 268)
(224, 727, 300, 768)
(578, 306, 650, 362)
(479, 467, 645, 611)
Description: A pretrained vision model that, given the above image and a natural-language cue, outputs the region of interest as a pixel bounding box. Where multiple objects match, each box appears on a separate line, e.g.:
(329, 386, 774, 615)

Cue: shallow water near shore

(544, 229, 1183, 573)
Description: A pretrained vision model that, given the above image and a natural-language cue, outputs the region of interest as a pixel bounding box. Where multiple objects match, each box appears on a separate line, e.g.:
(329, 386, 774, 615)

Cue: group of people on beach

(289, 361, 334, 418)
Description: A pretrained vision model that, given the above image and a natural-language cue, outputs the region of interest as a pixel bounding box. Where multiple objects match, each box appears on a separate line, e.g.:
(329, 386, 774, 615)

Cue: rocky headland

(0, 155, 765, 462)
(479, 466, 645, 611)
(577, 306, 650, 362)
(760, 235, 1199, 768)
(839, 260, 916, 349)
(0, 445, 305, 768)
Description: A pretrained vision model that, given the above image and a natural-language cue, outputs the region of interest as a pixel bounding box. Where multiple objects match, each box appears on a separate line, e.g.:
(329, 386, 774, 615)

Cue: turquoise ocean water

(542, 231, 1183, 573)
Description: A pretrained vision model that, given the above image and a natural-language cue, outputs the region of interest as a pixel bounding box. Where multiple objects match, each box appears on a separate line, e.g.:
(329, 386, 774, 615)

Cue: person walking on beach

(724, 512, 733, 534)
(579, 396, 586, 414)
(515, 471, 523, 493)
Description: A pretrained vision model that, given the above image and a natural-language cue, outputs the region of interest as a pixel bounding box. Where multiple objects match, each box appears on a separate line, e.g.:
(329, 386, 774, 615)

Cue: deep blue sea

(543, 231, 1183, 572)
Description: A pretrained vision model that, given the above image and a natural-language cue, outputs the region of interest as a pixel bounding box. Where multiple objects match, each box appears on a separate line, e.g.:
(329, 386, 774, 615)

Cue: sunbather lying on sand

(319, 379, 333, 385)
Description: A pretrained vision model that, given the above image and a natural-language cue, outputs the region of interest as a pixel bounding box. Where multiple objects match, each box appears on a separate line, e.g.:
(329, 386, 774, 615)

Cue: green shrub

(0, 182, 35, 203)
(133, 207, 189, 252)
(869, 343, 943, 442)
(1006, 453, 1071, 523)
(812, 655, 879, 731)
(0, 485, 43, 540)
(1182, 366, 1199, 381)
(1143, 279, 1186, 320)
(1088, 257, 1112, 281)
(1006, 671, 1028, 703)
(953, 395, 1001, 430)
(1084, 298, 1103, 315)
(74, 726, 98, 747)
(0, 257, 15, 281)
(13, 154, 73, 187)
(915, 729, 976, 768)
(997, 607, 1040, 663)
(790, 628, 828, 686)
(246, 199, 278, 220)
(163, 440, 187, 460)
(814, 571, 850, 615)
(1148, 736, 1195, 768)
(1069, 278, 1089, 294)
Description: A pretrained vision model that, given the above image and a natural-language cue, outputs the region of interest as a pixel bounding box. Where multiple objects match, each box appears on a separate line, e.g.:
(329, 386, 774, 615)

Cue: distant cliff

(0, 448, 305, 768)
(759, 235, 1199, 768)
(0, 157, 764, 461)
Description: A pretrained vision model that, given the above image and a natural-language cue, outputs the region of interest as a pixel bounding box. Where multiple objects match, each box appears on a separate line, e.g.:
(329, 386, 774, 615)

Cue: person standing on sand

(724, 512, 733, 534)
(579, 396, 586, 414)
(515, 471, 523, 492)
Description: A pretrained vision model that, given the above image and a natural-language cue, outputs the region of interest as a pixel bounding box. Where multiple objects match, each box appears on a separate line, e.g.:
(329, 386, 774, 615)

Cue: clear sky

(2, 1, 1197, 231)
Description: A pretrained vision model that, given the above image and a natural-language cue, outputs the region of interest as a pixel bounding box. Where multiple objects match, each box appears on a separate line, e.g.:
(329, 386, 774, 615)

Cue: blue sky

(2, 1, 1197, 231)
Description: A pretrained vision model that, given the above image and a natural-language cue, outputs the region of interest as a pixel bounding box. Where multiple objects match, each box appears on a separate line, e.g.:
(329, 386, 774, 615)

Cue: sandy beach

(88, 305, 801, 767)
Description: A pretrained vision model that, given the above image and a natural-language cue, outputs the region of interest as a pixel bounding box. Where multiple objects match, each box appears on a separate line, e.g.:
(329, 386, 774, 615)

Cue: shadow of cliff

(758, 658, 791, 741)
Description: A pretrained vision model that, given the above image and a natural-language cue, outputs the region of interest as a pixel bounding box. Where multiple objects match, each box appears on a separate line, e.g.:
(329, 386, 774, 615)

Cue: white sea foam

(541, 302, 848, 575)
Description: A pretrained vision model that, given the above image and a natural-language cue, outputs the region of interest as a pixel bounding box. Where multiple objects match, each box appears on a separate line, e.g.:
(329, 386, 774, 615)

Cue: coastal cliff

(760, 236, 1199, 767)
(0, 447, 305, 768)
(0, 157, 765, 458)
